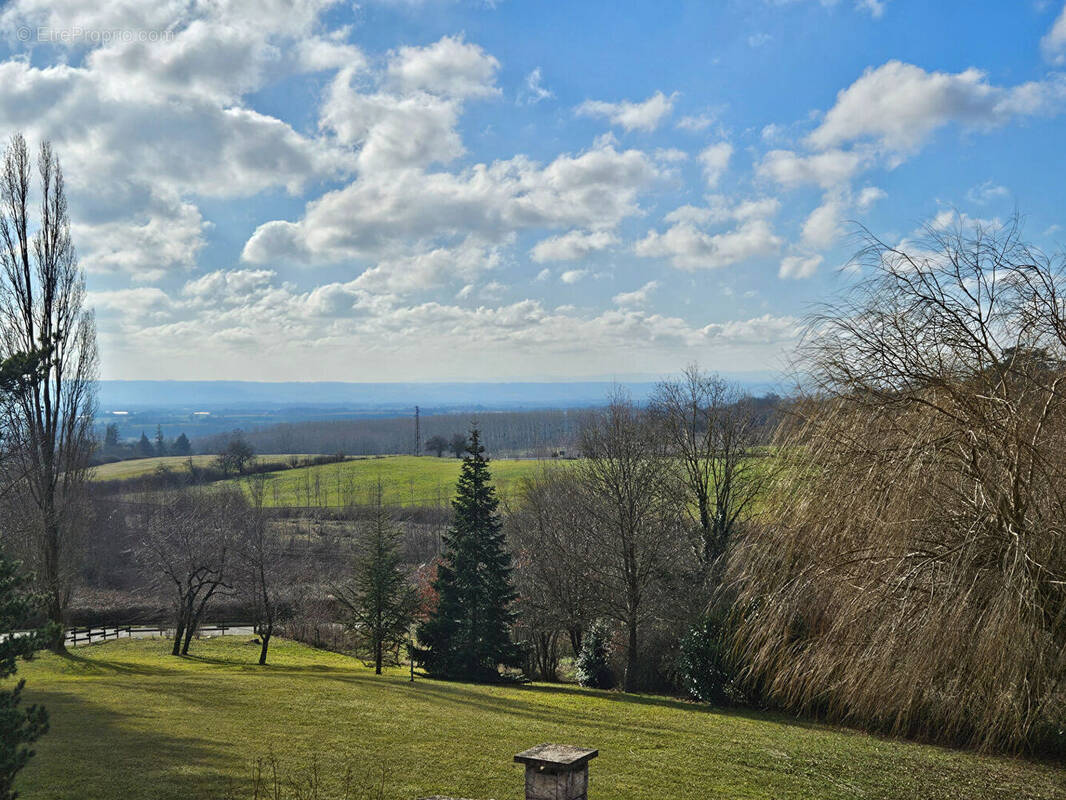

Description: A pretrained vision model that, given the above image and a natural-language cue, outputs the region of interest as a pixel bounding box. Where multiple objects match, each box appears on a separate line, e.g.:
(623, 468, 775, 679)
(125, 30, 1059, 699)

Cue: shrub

(576, 619, 614, 689)
(677, 614, 741, 706)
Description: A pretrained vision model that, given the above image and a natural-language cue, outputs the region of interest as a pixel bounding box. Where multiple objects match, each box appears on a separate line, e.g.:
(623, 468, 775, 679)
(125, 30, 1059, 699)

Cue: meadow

(18, 637, 1066, 800)
(219, 455, 561, 508)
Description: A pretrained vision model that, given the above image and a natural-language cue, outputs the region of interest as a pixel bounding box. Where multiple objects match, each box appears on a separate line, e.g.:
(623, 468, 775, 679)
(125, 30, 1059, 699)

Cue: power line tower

(414, 405, 421, 456)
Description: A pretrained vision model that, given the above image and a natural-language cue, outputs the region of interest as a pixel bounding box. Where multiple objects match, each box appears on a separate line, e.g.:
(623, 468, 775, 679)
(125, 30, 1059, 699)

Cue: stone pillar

(514, 743, 598, 800)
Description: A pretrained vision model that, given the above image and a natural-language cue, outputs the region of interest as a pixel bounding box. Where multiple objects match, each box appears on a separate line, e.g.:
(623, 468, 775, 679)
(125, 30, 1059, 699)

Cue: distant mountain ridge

(98, 375, 780, 411)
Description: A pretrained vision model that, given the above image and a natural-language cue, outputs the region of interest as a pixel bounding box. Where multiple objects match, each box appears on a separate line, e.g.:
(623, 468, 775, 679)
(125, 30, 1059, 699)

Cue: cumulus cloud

(808, 60, 1066, 152)
(698, 142, 733, 187)
(98, 268, 802, 380)
(757, 148, 869, 189)
(613, 281, 659, 306)
(801, 193, 847, 249)
(676, 113, 715, 132)
(779, 253, 823, 279)
(243, 141, 659, 270)
(530, 230, 617, 262)
(386, 35, 500, 99)
(577, 91, 676, 132)
(635, 218, 782, 271)
(1043, 4, 1066, 65)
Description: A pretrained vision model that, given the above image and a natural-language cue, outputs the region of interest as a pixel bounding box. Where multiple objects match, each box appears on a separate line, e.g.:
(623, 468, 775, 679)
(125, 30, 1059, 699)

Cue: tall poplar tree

(415, 428, 522, 681)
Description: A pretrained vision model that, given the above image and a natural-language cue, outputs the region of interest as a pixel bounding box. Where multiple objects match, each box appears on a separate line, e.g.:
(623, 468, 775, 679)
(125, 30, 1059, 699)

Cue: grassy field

(221, 455, 561, 508)
(92, 455, 312, 482)
(16, 638, 1065, 800)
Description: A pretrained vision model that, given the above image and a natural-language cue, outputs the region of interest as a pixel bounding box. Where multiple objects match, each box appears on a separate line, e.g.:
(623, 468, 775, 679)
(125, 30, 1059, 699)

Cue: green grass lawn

(221, 455, 562, 508)
(16, 638, 1065, 800)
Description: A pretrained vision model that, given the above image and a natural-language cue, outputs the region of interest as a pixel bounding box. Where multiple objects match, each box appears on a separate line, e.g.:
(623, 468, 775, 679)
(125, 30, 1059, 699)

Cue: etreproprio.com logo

(17, 26, 176, 44)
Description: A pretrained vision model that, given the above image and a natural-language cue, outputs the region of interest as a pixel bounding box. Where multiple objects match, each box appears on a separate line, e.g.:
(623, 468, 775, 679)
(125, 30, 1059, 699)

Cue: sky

(0, 0, 1064, 382)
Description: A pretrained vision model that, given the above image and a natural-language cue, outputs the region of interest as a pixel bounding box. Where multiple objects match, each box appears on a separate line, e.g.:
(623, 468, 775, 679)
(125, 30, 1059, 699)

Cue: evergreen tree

(137, 432, 153, 457)
(0, 351, 52, 797)
(0, 557, 50, 799)
(334, 485, 418, 674)
(103, 423, 119, 449)
(576, 618, 615, 689)
(154, 425, 166, 456)
(172, 433, 192, 456)
(415, 428, 522, 681)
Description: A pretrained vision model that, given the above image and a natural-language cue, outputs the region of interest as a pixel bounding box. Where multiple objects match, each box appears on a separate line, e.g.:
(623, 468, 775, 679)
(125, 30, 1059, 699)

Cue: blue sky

(1, 0, 1064, 381)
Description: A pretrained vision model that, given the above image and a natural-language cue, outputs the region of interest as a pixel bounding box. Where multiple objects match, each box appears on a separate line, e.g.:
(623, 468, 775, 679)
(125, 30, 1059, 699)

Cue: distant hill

(97, 376, 778, 411)
(96, 376, 782, 443)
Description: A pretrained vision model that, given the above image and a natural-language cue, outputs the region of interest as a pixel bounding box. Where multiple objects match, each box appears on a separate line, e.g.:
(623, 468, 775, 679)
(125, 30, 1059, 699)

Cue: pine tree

(137, 432, 153, 457)
(172, 433, 192, 456)
(103, 423, 119, 449)
(335, 485, 417, 674)
(154, 425, 166, 456)
(415, 428, 522, 681)
(0, 556, 49, 799)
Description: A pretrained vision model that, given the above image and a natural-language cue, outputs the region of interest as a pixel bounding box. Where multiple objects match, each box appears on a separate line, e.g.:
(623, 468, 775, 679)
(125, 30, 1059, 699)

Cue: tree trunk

(623, 617, 639, 692)
(375, 638, 383, 675)
(567, 625, 583, 658)
(172, 600, 190, 656)
(258, 624, 272, 666)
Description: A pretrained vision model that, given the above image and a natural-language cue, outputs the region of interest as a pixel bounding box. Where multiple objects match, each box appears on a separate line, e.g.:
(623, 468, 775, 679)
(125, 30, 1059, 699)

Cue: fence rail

(62, 623, 254, 647)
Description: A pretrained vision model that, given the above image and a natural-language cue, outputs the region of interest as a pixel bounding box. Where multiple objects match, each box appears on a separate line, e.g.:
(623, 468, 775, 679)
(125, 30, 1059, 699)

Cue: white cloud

(855, 0, 887, 18)
(635, 219, 782, 271)
(1042, 4, 1066, 64)
(521, 67, 553, 104)
(531, 230, 617, 262)
(353, 237, 506, 293)
(676, 113, 714, 132)
(856, 185, 886, 210)
(577, 91, 676, 132)
(560, 269, 589, 284)
(99, 270, 802, 379)
(748, 32, 772, 47)
(386, 35, 500, 99)
(779, 253, 823, 279)
(808, 60, 1066, 152)
(243, 141, 659, 269)
(801, 193, 847, 249)
(320, 70, 465, 171)
(966, 180, 1009, 204)
(613, 281, 659, 306)
(698, 142, 733, 187)
(757, 148, 869, 189)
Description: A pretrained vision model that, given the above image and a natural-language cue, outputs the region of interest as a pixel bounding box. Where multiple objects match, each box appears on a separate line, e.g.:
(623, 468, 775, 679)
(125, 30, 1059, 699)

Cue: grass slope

(221, 455, 559, 508)
(91, 455, 316, 482)
(18, 638, 1066, 800)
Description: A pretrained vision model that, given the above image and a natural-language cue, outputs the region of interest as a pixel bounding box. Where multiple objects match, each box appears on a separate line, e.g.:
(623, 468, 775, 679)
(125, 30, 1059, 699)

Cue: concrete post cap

(514, 744, 599, 771)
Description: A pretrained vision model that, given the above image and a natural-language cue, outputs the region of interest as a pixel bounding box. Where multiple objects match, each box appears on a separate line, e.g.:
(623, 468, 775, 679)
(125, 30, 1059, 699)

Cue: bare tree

(0, 134, 97, 648)
(139, 489, 240, 656)
(651, 366, 766, 566)
(507, 467, 599, 678)
(730, 218, 1066, 753)
(237, 477, 284, 665)
(575, 392, 688, 691)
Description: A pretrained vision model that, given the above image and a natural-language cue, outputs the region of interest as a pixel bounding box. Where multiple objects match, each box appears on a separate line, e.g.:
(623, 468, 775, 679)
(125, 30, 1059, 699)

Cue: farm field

(92, 454, 313, 482)
(17, 638, 1066, 800)
(221, 454, 563, 508)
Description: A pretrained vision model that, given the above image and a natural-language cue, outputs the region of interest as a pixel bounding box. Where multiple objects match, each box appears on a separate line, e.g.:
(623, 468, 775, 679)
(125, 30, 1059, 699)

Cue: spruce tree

(172, 433, 192, 456)
(415, 428, 522, 681)
(154, 425, 166, 456)
(335, 485, 417, 674)
(137, 432, 153, 457)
